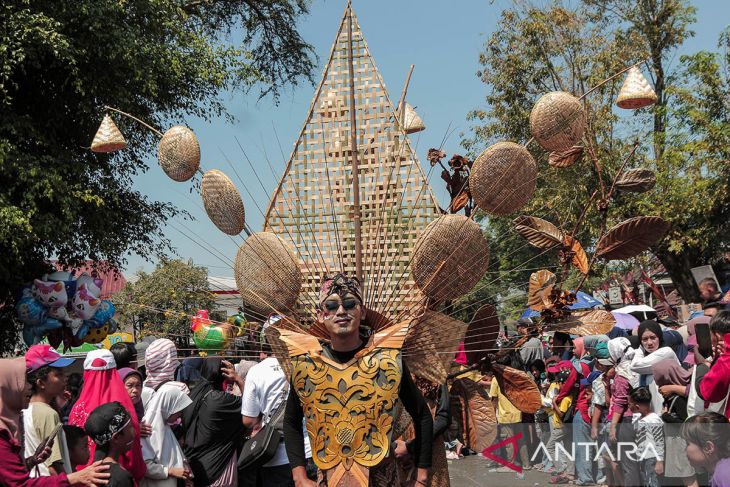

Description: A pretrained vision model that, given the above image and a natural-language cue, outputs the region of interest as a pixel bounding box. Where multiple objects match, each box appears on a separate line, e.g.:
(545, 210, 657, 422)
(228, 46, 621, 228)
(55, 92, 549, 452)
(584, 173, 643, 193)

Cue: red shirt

(700, 334, 730, 418)
(0, 430, 70, 487)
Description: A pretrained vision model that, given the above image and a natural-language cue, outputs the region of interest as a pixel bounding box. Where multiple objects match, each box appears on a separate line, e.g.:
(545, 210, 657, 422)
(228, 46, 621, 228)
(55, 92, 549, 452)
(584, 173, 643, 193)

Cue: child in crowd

(547, 362, 575, 484)
(23, 344, 75, 476)
(62, 425, 90, 471)
(681, 412, 730, 487)
(629, 387, 664, 487)
(84, 401, 137, 487)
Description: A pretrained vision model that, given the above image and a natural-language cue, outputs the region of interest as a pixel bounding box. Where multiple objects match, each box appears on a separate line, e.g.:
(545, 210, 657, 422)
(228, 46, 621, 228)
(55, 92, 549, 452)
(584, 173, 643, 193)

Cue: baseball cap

(25, 344, 75, 373)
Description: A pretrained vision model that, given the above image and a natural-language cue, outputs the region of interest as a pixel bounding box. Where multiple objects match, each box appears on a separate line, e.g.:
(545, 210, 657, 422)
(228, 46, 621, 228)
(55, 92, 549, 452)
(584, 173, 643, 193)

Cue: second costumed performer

(280, 273, 433, 487)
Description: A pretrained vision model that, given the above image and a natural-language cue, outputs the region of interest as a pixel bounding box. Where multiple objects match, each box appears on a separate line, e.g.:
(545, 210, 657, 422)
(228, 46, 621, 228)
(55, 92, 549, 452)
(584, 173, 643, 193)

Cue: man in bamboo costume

(281, 273, 433, 487)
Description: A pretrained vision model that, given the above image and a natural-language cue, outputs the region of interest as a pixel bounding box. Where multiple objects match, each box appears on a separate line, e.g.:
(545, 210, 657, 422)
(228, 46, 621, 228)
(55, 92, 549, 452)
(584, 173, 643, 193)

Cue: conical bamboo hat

(91, 114, 127, 153)
(398, 102, 425, 134)
(616, 66, 657, 109)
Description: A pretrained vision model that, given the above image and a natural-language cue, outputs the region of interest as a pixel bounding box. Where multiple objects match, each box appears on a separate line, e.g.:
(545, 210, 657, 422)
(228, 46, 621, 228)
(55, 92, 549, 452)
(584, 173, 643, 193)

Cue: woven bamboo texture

(234, 231, 302, 316)
(91, 114, 127, 153)
(403, 310, 469, 384)
(263, 6, 440, 323)
(201, 169, 246, 235)
(530, 91, 586, 152)
(158, 126, 200, 182)
(411, 214, 489, 303)
(398, 102, 426, 134)
(471, 142, 537, 215)
(616, 66, 657, 109)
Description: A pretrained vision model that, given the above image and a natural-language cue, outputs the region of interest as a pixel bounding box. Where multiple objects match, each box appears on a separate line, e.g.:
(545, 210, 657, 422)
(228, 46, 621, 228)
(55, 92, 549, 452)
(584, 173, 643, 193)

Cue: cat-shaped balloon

(33, 280, 68, 308)
(76, 273, 103, 297)
(72, 284, 100, 320)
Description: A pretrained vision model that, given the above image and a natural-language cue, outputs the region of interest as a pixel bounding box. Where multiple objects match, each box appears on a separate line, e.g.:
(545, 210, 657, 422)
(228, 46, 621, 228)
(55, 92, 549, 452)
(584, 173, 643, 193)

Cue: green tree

(463, 0, 729, 303)
(115, 259, 216, 345)
(0, 0, 314, 352)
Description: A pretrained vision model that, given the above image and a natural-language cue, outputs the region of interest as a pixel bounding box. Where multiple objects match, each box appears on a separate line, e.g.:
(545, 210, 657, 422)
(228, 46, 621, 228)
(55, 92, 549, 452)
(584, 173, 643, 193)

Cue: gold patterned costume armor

(278, 321, 409, 487)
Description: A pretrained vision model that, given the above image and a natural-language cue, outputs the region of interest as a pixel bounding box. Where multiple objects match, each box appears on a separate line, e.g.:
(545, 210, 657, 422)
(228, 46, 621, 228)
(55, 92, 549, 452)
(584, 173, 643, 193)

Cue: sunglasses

(322, 297, 360, 312)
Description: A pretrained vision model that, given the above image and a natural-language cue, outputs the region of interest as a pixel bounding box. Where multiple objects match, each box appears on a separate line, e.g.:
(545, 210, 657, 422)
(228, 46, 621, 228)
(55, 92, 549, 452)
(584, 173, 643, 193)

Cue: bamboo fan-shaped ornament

(234, 232, 302, 316)
(616, 66, 658, 109)
(397, 102, 425, 134)
(471, 142, 537, 215)
(411, 214, 489, 303)
(158, 126, 200, 182)
(201, 170, 245, 235)
(530, 91, 586, 152)
(91, 114, 127, 153)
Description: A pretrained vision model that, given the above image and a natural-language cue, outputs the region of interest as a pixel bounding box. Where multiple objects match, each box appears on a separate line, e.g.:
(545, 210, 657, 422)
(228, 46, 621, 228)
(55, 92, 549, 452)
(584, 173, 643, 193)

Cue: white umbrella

(613, 304, 657, 322)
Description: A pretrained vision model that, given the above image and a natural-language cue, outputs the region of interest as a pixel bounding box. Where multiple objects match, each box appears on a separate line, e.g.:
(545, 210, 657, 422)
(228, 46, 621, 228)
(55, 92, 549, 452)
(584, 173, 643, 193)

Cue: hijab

(69, 349, 146, 481)
(637, 320, 664, 352)
(0, 358, 26, 440)
(608, 337, 640, 387)
(141, 385, 191, 469)
(182, 358, 244, 486)
(176, 357, 204, 384)
(573, 337, 586, 358)
(652, 358, 691, 387)
(119, 367, 145, 421)
(144, 339, 180, 390)
(662, 330, 688, 363)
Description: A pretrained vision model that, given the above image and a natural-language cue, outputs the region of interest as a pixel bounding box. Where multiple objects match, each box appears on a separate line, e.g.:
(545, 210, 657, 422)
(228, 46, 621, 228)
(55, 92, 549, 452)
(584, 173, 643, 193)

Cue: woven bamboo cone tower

(264, 5, 440, 319)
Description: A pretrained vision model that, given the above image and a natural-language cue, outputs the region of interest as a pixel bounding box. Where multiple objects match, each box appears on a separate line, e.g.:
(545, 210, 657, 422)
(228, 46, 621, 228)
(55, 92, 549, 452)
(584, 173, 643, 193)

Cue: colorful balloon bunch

(17, 271, 117, 347)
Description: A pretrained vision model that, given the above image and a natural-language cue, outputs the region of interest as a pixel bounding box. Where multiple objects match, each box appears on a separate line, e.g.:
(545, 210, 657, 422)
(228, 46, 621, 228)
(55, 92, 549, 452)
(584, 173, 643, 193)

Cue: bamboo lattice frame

(264, 6, 440, 322)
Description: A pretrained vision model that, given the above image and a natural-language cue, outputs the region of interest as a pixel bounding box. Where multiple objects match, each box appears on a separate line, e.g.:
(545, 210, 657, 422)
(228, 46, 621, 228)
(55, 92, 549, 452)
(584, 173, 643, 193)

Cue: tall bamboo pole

(346, 3, 363, 281)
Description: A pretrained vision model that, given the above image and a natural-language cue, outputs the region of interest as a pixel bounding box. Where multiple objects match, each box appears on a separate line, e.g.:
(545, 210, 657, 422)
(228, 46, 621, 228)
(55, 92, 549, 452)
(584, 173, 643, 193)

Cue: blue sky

(125, 0, 728, 281)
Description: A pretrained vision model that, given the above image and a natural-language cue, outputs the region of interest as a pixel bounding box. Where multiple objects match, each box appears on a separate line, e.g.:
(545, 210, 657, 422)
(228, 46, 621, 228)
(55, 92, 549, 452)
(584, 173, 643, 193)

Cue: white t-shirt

(241, 358, 290, 467)
(632, 412, 665, 461)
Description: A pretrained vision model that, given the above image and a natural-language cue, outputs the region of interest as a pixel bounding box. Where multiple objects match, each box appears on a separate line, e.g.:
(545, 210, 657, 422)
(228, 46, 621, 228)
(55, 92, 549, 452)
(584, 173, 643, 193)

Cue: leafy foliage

(115, 259, 216, 342)
(462, 0, 729, 304)
(0, 0, 314, 353)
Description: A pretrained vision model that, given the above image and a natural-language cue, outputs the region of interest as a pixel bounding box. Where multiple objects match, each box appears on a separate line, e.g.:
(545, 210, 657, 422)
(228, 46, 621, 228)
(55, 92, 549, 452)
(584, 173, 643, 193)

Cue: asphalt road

(448, 455, 555, 487)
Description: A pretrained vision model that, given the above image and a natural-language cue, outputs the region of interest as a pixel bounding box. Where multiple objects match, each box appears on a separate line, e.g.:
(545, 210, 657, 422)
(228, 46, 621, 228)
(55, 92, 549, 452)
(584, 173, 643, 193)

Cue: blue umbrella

(520, 291, 604, 319)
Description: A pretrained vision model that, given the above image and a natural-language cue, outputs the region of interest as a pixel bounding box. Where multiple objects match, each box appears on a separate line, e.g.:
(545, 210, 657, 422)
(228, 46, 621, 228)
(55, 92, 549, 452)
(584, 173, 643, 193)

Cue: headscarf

(637, 320, 664, 352)
(318, 273, 363, 304)
(182, 358, 244, 486)
(144, 339, 180, 390)
(0, 358, 26, 440)
(662, 329, 688, 363)
(69, 349, 146, 481)
(573, 337, 586, 358)
(119, 368, 145, 421)
(608, 326, 628, 339)
(84, 402, 131, 460)
(652, 358, 691, 387)
(176, 357, 204, 384)
(608, 337, 639, 387)
(141, 385, 191, 469)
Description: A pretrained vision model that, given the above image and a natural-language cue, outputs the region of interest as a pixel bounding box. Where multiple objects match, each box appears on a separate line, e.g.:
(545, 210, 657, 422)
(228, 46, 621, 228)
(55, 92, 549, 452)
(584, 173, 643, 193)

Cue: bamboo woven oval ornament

(464, 304, 500, 365)
(596, 216, 669, 260)
(616, 66, 658, 109)
(411, 214, 489, 303)
(91, 114, 127, 153)
(234, 232, 301, 316)
(201, 170, 245, 235)
(615, 168, 656, 193)
(398, 102, 425, 134)
(158, 126, 200, 182)
(530, 91, 586, 152)
(471, 142, 537, 215)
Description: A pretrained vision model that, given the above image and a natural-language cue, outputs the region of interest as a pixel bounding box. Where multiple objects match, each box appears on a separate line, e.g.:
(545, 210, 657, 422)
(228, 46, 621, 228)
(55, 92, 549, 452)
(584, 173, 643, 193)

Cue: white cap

(84, 349, 116, 371)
